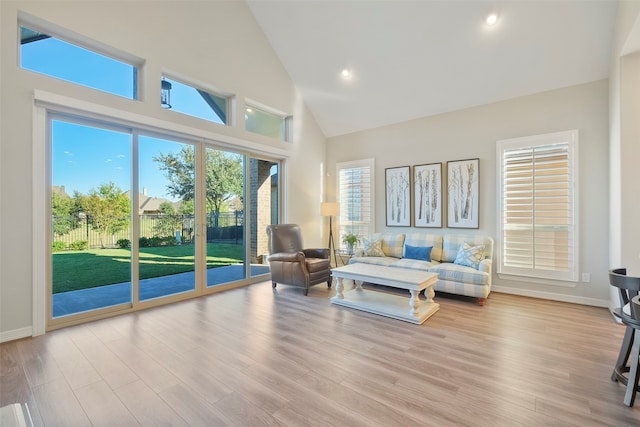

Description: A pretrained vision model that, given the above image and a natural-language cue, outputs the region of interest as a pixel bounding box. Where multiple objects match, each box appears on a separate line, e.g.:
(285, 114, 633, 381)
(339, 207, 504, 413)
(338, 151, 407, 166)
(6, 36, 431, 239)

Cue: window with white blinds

(336, 159, 375, 249)
(496, 130, 579, 282)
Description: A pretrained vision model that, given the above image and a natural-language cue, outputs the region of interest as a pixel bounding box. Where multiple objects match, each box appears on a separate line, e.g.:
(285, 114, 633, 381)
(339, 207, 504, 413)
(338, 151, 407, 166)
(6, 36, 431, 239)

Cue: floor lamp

(320, 202, 339, 267)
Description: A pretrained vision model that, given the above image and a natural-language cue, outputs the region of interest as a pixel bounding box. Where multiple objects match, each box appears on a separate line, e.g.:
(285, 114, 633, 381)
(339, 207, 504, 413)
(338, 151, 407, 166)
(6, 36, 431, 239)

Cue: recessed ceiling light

(341, 68, 351, 78)
(486, 13, 498, 26)
(246, 108, 252, 113)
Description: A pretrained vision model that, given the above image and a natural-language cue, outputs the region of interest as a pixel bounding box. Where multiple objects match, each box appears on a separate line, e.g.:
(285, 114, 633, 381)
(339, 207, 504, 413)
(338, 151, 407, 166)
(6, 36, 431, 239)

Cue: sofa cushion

(305, 257, 331, 273)
(391, 258, 438, 271)
(453, 242, 485, 268)
(349, 256, 397, 267)
(404, 234, 443, 262)
(362, 238, 385, 257)
(428, 263, 490, 286)
(370, 233, 405, 258)
(403, 244, 432, 261)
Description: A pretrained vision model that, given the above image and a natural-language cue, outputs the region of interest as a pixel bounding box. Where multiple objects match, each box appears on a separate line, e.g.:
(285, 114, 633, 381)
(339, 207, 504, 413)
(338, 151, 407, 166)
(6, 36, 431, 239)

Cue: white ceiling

(246, 0, 618, 138)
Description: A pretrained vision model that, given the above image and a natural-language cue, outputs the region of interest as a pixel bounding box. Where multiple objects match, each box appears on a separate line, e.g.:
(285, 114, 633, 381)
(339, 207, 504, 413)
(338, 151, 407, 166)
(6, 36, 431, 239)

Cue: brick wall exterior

(250, 159, 277, 263)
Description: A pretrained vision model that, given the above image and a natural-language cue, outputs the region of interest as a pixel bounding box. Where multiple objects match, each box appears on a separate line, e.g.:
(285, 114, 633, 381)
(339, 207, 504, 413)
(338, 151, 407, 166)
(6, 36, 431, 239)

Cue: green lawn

(52, 243, 243, 294)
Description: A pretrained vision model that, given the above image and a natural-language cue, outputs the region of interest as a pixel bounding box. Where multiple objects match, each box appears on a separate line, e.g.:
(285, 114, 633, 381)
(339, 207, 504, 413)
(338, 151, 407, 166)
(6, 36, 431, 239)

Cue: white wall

(611, 3, 640, 274)
(327, 80, 610, 306)
(0, 1, 327, 338)
(608, 2, 640, 311)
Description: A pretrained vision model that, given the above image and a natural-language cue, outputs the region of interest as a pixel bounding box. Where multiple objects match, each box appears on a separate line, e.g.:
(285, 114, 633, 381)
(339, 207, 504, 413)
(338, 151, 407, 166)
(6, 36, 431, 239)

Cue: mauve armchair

(266, 224, 332, 296)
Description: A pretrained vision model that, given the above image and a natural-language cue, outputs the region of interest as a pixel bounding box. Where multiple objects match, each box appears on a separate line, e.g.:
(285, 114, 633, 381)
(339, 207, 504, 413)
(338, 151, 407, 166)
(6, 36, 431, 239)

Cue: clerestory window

(245, 102, 291, 141)
(160, 76, 228, 125)
(20, 24, 138, 99)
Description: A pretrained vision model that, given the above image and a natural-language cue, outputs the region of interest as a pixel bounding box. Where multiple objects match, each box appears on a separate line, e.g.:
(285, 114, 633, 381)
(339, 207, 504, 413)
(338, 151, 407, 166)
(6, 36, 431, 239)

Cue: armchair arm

(267, 251, 310, 285)
(267, 252, 305, 263)
(303, 248, 330, 259)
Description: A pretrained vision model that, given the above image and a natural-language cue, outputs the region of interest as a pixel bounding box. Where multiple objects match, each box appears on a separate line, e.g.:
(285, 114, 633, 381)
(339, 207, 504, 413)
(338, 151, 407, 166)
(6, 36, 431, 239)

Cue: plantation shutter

(337, 159, 374, 249)
(497, 130, 578, 282)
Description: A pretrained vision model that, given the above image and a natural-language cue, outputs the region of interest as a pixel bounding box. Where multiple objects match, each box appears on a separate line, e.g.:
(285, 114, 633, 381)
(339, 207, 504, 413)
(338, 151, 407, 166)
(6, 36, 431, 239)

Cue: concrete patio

(53, 264, 270, 317)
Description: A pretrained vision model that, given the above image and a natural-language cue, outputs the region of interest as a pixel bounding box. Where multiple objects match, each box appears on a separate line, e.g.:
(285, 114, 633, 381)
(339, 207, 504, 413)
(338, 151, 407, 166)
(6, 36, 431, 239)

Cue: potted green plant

(342, 233, 361, 255)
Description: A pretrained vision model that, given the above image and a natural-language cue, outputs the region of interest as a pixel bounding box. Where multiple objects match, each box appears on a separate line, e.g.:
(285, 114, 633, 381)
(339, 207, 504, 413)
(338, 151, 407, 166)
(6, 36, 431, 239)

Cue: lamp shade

(320, 202, 339, 217)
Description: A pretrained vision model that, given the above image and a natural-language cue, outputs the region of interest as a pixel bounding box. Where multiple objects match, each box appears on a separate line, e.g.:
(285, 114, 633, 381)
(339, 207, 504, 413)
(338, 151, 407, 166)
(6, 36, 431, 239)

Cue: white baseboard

(0, 327, 33, 343)
(491, 285, 610, 308)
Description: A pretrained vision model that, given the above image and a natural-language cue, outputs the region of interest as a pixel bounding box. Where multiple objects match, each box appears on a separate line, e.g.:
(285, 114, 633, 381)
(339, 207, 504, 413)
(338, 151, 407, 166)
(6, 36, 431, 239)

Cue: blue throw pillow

(404, 244, 432, 262)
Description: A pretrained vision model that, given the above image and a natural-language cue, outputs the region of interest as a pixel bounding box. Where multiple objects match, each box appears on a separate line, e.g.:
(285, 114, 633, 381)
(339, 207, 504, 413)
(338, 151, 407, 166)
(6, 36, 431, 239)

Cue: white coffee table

(331, 263, 439, 324)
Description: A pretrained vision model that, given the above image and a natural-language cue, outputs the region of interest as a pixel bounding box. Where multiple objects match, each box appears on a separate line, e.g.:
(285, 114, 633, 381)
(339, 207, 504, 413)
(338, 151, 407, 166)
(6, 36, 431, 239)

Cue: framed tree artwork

(385, 166, 410, 227)
(447, 158, 479, 229)
(413, 163, 442, 228)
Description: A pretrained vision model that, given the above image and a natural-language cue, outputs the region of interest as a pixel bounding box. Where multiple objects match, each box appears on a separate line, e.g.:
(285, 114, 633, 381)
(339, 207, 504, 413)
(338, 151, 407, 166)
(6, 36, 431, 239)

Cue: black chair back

(610, 268, 640, 321)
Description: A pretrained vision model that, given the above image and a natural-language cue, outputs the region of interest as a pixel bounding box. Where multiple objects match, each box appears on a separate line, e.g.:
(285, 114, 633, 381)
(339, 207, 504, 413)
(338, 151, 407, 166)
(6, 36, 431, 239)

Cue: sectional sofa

(348, 232, 494, 305)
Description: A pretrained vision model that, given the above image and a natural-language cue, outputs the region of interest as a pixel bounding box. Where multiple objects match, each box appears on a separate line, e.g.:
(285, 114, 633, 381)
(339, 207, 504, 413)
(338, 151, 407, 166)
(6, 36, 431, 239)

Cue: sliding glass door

(138, 135, 196, 301)
(205, 146, 247, 287)
(51, 119, 132, 317)
(49, 115, 279, 324)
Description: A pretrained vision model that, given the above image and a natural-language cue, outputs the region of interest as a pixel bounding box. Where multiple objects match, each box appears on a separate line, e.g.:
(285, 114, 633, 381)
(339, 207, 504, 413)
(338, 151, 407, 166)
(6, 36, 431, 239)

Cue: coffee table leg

(335, 277, 344, 299)
(425, 286, 435, 304)
(409, 290, 420, 315)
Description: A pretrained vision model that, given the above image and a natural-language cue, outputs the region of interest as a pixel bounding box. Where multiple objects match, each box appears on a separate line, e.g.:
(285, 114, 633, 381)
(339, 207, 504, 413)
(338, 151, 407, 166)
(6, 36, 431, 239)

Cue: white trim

(18, 11, 144, 67)
(491, 286, 609, 308)
(280, 159, 288, 223)
(496, 273, 577, 288)
(32, 103, 47, 336)
(0, 327, 34, 343)
(163, 70, 233, 100)
(131, 132, 140, 307)
(244, 98, 289, 118)
(33, 90, 290, 159)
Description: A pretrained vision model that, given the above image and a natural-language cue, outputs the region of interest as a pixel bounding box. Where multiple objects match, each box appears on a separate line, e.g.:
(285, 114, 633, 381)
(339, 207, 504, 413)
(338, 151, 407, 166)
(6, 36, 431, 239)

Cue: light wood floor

(1, 281, 640, 426)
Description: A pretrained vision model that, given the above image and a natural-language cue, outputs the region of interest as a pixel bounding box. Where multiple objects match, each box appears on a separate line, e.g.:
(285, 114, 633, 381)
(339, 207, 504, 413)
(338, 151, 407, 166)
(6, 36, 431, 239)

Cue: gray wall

(327, 80, 610, 306)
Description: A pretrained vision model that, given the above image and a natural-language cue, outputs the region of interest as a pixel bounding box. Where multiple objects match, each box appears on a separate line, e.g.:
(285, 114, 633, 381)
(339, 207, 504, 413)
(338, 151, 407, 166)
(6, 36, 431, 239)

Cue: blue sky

(22, 28, 223, 201)
(52, 121, 189, 201)
(21, 32, 135, 98)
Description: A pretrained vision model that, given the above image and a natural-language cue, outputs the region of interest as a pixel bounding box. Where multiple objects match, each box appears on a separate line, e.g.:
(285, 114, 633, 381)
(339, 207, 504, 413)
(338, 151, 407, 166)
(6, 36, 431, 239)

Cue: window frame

(244, 99, 292, 142)
(18, 13, 143, 100)
(336, 158, 375, 249)
(496, 129, 579, 283)
(161, 74, 232, 126)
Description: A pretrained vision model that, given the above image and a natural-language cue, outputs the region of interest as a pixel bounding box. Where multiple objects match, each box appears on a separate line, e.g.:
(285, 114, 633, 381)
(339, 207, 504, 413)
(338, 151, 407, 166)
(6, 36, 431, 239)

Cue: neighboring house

(124, 189, 178, 215)
(51, 185, 69, 197)
(54, 186, 176, 215)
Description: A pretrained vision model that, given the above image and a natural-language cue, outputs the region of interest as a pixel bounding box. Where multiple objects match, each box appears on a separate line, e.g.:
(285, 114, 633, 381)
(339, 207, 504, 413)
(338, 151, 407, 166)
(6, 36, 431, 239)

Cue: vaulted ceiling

(247, 1, 618, 138)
